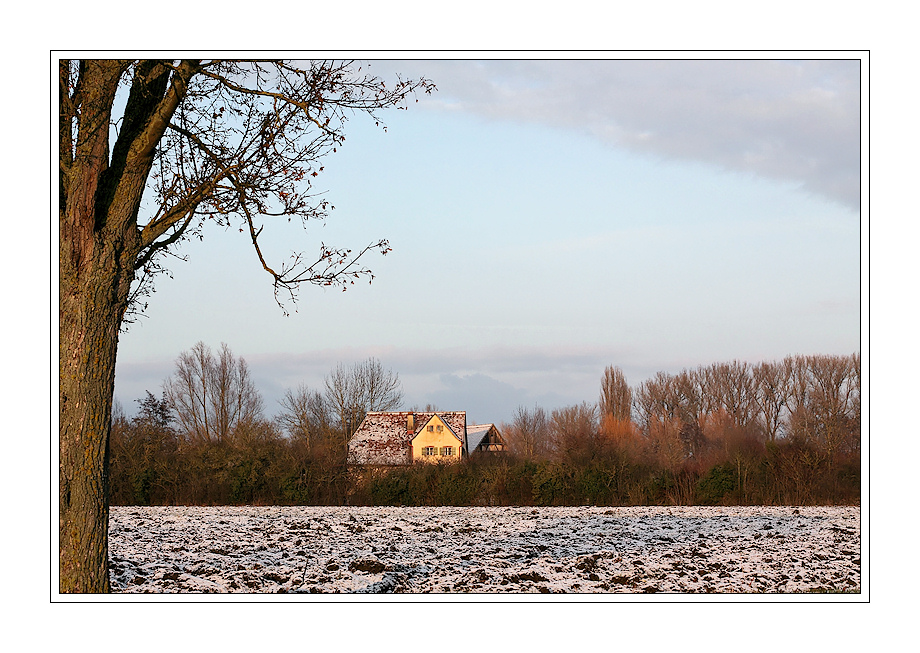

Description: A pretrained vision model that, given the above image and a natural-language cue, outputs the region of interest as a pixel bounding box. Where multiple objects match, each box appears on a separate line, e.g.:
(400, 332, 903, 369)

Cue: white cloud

(383, 59, 860, 210)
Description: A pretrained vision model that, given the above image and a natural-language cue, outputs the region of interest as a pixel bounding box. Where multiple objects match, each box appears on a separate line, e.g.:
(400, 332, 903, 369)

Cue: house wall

(411, 415, 463, 463)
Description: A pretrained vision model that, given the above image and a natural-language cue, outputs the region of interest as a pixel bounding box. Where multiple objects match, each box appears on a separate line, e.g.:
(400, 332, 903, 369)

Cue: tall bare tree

(502, 405, 552, 460)
(324, 358, 404, 446)
(674, 368, 707, 445)
(805, 354, 861, 457)
(635, 371, 685, 430)
(702, 361, 758, 430)
(163, 342, 264, 445)
(275, 384, 331, 449)
(846, 352, 861, 454)
(59, 59, 433, 591)
(550, 402, 600, 463)
(599, 365, 632, 422)
(501, 406, 552, 460)
(752, 360, 791, 442)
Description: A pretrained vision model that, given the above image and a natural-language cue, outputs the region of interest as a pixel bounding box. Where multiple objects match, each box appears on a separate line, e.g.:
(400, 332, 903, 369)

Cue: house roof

(465, 424, 495, 451)
(418, 411, 466, 440)
(347, 411, 467, 465)
(347, 412, 414, 466)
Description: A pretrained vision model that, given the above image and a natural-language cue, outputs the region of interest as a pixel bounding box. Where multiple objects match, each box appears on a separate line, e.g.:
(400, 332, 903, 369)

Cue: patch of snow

(109, 506, 860, 594)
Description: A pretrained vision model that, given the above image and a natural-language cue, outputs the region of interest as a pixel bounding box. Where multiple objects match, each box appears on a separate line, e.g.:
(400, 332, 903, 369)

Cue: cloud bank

(384, 59, 860, 210)
(115, 344, 644, 424)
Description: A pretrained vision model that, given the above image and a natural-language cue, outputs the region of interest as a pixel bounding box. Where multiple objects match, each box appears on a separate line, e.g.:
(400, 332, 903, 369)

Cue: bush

(368, 472, 411, 505)
(532, 463, 574, 506)
(575, 465, 616, 505)
(130, 467, 154, 506)
(436, 465, 480, 506)
(643, 471, 675, 505)
(696, 464, 736, 505)
(226, 455, 272, 504)
(108, 418, 859, 507)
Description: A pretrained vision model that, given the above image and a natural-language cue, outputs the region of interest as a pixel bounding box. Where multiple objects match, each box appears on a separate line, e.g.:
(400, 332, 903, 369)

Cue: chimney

(407, 413, 415, 435)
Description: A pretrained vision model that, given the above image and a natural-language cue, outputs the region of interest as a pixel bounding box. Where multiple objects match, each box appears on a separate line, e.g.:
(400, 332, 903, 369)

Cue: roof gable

(467, 423, 505, 450)
(411, 413, 463, 444)
(465, 424, 492, 451)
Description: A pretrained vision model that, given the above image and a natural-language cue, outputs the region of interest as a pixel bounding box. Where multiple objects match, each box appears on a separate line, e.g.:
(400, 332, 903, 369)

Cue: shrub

(436, 465, 480, 506)
(696, 464, 736, 505)
(369, 472, 411, 505)
(576, 465, 616, 505)
(643, 471, 675, 505)
(532, 463, 573, 506)
(227, 456, 269, 504)
(131, 467, 154, 506)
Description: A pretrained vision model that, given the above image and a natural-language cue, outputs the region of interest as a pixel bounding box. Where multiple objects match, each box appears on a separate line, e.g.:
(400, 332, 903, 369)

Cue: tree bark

(59, 60, 143, 592)
(59, 145, 140, 591)
(59, 250, 132, 592)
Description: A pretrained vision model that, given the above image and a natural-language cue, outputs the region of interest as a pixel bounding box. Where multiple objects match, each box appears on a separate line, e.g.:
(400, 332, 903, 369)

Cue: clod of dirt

(349, 558, 389, 574)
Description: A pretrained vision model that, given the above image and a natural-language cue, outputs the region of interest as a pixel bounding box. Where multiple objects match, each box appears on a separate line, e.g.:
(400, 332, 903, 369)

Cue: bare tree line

(110, 342, 406, 505)
(148, 343, 860, 462)
(632, 354, 860, 453)
(110, 348, 859, 507)
(154, 341, 403, 447)
(502, 354, 859, 465)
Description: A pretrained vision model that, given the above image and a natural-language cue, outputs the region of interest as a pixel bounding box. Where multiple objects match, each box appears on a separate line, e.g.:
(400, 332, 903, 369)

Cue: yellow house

(347, 411, 505, 466)
(410, 413, 464, 462)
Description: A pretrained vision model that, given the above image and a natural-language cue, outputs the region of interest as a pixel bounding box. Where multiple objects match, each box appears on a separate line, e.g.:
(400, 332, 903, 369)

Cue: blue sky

(113, 59, 862, 425)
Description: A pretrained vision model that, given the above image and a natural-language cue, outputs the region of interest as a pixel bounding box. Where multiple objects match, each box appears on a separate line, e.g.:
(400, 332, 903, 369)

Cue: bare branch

(111, 59, 433, 316)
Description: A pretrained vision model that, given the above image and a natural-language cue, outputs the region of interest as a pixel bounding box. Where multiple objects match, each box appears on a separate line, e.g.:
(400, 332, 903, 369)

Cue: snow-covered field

(109, 505, 860, 594)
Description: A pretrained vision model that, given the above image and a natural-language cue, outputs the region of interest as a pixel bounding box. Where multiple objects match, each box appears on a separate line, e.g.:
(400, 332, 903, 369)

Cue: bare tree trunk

(59, 60, 141, 592)
(59, 232, 136, 592)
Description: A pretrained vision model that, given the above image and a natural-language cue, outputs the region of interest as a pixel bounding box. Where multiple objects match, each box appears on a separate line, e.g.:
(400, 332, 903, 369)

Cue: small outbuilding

(465, 423, 505, 454)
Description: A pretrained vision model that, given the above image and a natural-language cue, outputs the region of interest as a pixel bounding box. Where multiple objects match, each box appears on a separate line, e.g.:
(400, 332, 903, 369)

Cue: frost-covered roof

(421, 411, 467, 440)
(347, 412, 416, 466)
(465, 424, 494, 452)
(348, 411, 467, 465)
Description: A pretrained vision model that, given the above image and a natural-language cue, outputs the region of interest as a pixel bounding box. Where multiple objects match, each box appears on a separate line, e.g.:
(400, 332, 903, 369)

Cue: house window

(422, 446, 436, 456)
(427, 425, 434, 432)
(436, 425, 443, 433)
(440, 446, 454, 456)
